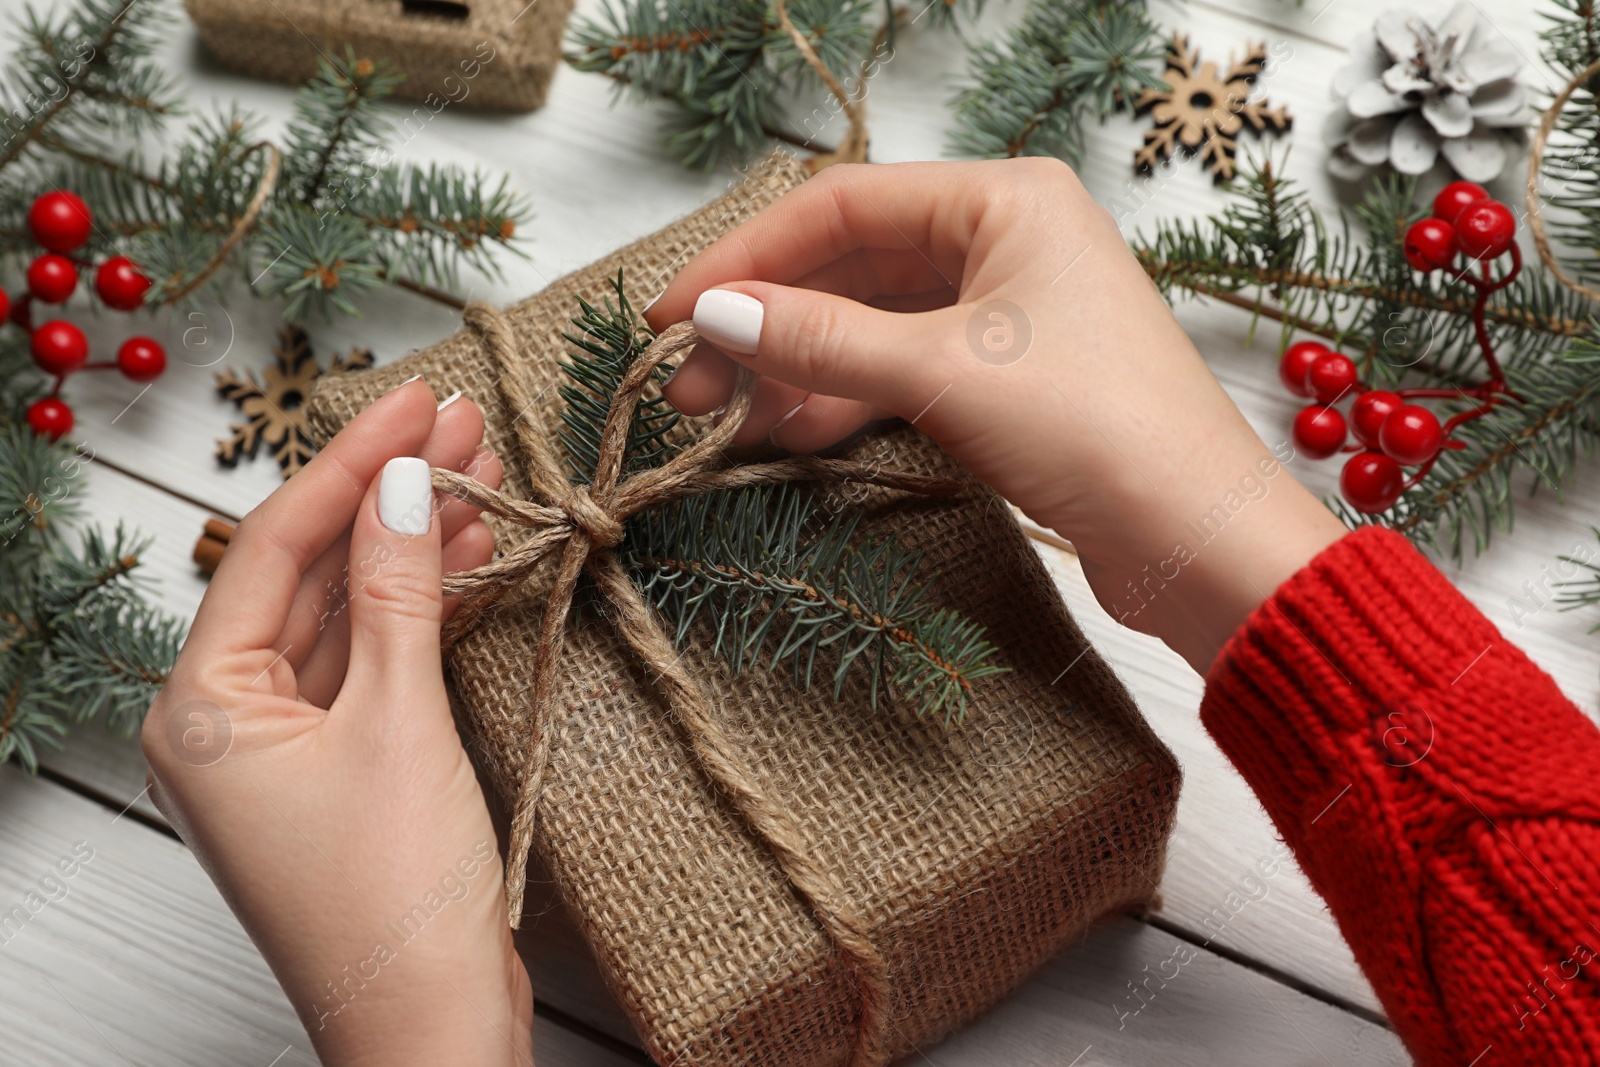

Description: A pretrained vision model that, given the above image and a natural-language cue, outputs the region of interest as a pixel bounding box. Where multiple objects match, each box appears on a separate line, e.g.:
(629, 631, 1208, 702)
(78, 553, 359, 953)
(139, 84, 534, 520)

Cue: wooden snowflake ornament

(215, 326, 373, 479)
(1134, 34, 1292, 183)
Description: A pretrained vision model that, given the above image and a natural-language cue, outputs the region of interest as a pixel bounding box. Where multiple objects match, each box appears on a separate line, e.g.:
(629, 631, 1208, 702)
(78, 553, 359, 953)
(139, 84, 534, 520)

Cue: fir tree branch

(0, 0, 177, 176)
(1137, 157, 1600, 558)
(558, 270, 1004, 722)
(625, 486, 1005, 723)
(559, 272, 682, 481)
(1, 352, 183, 766)
(1138, 259, 1596, 340)
(950, 0, 1165, 166)
(0, 8, 528, 316)
(567, 0, 879, 168)
(1555, 527, 1600, 630)
(32, 134, 176, 195)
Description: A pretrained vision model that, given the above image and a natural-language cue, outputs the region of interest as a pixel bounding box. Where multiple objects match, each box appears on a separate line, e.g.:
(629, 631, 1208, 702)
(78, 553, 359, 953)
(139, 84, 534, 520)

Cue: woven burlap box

(184, 0, 571, 111)
(307, 154, 1181, 1067)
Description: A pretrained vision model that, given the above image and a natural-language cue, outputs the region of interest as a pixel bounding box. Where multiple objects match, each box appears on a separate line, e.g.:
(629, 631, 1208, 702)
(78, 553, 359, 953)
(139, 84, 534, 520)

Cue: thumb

(692, 283, 952, 419)
(342, 456, 445, 704)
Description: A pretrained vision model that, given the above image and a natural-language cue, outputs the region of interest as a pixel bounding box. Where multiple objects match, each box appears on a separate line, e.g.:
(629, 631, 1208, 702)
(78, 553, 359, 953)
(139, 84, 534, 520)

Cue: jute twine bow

(430, 302, 963, 1066)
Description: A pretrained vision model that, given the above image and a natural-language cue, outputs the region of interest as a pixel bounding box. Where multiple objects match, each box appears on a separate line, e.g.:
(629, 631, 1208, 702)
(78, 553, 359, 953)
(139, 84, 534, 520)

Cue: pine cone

(1322, 2, 1527, 183)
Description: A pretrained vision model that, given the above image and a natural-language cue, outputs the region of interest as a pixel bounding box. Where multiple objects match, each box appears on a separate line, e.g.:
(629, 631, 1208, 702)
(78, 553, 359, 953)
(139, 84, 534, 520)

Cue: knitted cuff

(1200, 526, 1514, 832)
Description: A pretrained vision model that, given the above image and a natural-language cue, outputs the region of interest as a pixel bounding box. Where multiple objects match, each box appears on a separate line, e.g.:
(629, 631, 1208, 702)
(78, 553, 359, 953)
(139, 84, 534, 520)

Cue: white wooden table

(4, 0, 1589, 1062)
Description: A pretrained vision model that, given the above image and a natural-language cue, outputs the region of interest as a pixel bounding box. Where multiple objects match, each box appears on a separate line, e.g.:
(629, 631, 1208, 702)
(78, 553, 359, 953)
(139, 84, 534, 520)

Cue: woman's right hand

(646, 158, 1346, 672)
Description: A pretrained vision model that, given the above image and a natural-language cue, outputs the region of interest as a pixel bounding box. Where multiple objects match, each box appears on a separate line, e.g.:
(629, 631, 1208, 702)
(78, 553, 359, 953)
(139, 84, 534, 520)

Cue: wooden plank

(920, 918, 1405, 1066)
(0, 765, 639, 1067)
(514, 861, 1405, 1064)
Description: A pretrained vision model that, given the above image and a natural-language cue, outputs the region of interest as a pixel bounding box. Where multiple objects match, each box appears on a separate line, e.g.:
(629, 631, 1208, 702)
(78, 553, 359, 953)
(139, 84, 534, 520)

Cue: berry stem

(1400, 399, 1503, 491)
(1482, 242, 1522, 295)
(12, 293, 34, 333)
(1397, 386, 1487, 400)
(1470, 277, 1503, 390)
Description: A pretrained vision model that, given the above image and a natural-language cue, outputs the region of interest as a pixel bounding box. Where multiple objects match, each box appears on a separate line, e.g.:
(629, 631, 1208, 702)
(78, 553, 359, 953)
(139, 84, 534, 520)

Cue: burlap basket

(306, 153, 1181, 1067)
(183, 0, 571, 111)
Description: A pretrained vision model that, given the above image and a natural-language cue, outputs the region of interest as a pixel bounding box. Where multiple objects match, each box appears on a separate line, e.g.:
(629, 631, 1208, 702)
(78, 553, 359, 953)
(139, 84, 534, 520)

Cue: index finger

(186, 378, 441, 658)
(644, 160, 982, 332)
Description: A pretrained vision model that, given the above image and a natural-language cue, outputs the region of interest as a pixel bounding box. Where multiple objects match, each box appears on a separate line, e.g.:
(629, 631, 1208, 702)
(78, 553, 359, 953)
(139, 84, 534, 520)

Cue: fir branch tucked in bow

(1134, 158, 1600, 560)
(0, 344, 183, 770)
(557, 273, 1004, 723)
(0, 0, 527, 318)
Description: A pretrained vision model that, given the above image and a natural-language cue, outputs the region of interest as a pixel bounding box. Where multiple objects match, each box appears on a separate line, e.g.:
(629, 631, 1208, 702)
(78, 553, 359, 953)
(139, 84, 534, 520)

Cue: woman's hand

(142, 380, 533, 1067)
(647, 158, 1347, 671)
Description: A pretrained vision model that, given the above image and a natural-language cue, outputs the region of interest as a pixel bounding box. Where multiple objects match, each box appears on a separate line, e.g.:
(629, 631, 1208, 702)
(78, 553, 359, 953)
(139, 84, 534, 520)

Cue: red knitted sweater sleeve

(1200, 526, 1600, 1066)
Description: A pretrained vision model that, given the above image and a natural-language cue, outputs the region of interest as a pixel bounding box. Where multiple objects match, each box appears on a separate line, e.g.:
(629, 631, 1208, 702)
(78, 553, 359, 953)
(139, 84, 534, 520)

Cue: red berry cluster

(1402, 181, 1517, 270)
(1283, 182, 1521, 515)
(7, 191, 166, 440)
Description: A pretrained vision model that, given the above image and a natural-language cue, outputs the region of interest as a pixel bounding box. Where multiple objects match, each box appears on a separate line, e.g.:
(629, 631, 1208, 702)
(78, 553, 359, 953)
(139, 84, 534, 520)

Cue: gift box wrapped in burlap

(183, 0, 571, 111)
(306, 153, 1180, 1067)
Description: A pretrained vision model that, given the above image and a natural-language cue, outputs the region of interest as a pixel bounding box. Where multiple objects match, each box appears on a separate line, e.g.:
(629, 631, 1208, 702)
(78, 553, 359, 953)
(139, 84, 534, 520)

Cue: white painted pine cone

(1323, 2, 1526, 182)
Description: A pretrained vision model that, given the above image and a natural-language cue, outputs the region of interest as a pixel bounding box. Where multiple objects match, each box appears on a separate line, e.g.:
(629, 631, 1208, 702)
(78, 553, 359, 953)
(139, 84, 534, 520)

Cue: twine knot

(430, 300, 967, 1067)
(559, 485, 624, 549)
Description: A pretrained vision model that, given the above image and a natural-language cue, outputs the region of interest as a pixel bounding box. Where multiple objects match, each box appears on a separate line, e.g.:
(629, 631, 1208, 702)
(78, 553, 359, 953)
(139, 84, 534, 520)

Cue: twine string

(775, 0, 871, 169)
(1526, 55, 1600, 303)
(166, 141, 282, 304)
(433, 302, 962, 1065)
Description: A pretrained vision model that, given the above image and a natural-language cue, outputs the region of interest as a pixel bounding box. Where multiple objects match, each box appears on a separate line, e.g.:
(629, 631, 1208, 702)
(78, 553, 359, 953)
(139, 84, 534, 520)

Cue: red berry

(1307, 351, 1359, 403)
(1403, 218, 1456, 272)
(1350, 390, 1403, 449)
(95, 256, 151, 311)
(26, 253, 78, 304)
(1292, 404, 1347, 459)
(0, 289, 10, 324)
(1341, 451, 1405, 514)
(116, 336, 166, 381)
(1379, 404, 1444, 466)
(1454, 201, 1516, 261)
(1431, 181, 1489, 226)
(30, 319, 89, 376)
(25, 397, 73, 440)
(27, 191, 93, 253)
(1280, 340, 1329, 398)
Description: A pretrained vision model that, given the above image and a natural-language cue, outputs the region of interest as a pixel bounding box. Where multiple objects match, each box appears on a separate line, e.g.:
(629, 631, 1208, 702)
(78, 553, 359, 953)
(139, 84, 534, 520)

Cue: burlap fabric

(306, 153, 1181, 1067)
(183, 0, 570, 111)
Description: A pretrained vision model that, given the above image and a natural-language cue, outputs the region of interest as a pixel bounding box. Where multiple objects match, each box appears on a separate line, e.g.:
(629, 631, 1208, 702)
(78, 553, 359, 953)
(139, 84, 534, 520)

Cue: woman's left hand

(142, 378, 534, 1067)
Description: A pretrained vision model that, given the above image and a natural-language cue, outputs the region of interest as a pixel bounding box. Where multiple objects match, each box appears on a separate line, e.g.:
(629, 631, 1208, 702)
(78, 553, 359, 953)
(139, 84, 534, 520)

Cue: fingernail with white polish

(770, 400, 805, 442)
(436, 390, 464, 411)
(694, 289, 763, 356)
(379, 457, 433, 536)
